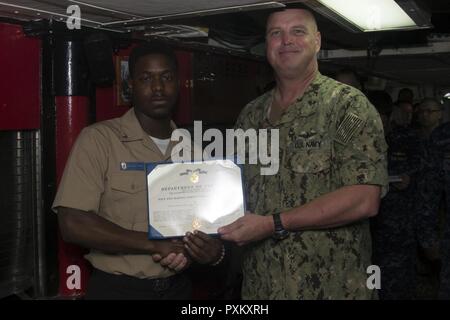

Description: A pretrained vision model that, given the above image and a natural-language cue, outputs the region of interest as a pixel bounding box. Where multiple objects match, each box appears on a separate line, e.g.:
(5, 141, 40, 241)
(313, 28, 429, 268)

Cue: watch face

(273, 229, 289, 240)
(272, 213, 289, 240)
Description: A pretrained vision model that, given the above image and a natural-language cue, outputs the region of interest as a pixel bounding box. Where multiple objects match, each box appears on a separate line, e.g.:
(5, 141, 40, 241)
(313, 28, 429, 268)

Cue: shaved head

(267, 8, 318, 34)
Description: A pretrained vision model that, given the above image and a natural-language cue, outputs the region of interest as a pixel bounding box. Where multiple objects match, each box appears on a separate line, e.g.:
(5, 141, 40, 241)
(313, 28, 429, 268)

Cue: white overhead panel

(304, 0, 432, 32)
(318, 0, 416, 31)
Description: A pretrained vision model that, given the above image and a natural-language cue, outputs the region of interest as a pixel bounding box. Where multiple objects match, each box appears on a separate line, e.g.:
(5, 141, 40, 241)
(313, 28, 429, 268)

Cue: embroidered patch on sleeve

(335, 112, 365, 145)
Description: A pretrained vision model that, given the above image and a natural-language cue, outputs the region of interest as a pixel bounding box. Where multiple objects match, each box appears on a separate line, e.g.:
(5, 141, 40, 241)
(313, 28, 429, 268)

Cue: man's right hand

(218, 212, 274, 246)
(152, 239, 191, 272)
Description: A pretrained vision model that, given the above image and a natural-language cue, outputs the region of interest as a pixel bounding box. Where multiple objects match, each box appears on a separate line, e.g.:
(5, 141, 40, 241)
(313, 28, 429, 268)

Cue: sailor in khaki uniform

(53, 41, 223, 299)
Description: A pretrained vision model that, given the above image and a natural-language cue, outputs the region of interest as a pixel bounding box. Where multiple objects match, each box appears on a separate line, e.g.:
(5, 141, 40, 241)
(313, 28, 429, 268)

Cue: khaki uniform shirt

(53, 108, 187, 279)
(235, 73, 388, 299)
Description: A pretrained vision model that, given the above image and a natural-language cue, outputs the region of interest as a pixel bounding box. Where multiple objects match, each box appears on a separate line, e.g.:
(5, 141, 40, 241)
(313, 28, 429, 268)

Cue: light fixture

(304, 0, 432, 32)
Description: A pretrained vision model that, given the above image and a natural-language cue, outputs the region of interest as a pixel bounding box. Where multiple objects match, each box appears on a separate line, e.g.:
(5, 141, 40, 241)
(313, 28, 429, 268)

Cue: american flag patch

(335, 113, 365, 145)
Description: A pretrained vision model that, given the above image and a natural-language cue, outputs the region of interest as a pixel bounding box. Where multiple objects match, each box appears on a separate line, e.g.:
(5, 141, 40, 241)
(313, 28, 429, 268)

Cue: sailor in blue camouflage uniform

(426, 120, 450, 299)
(218, 8, 388, 300)
(415, 99, 443, 252)
(367, 91, 423, 299)
(413, 98, 446, 299)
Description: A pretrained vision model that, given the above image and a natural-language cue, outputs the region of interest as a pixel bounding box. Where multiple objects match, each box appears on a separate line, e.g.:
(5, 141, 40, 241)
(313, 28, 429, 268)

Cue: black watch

(272, 213, 289, 240)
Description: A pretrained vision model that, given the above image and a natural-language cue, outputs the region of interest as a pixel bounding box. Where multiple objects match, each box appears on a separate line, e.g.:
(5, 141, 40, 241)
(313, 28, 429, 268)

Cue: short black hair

(367, 90, 393, 116)
(128, 41, 178, 78)
(397, 87, 414, 103)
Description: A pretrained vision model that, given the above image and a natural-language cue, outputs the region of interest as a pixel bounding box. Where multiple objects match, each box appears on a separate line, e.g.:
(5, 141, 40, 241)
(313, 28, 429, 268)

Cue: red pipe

(55, 96, 91, 297)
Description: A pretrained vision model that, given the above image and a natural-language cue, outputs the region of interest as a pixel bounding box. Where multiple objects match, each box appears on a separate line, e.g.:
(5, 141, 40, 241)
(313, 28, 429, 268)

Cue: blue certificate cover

(146, 159, 245, 239)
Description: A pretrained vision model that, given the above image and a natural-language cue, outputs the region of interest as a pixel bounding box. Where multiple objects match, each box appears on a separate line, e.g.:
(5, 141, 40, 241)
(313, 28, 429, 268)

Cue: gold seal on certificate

(146, 159, 245, 239)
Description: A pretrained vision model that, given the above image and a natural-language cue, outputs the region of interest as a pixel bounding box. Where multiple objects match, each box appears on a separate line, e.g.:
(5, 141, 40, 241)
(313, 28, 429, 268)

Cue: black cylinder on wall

(0, 131, 35, 298)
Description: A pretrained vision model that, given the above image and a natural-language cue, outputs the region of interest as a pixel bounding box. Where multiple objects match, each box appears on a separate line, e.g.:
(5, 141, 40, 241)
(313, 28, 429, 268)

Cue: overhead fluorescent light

(305, 0, 432, 32)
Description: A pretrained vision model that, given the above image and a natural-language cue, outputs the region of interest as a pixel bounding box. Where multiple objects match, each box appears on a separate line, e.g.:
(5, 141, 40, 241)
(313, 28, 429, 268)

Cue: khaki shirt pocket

(106, 172, 148, 227)
(111, 172, 146, 199)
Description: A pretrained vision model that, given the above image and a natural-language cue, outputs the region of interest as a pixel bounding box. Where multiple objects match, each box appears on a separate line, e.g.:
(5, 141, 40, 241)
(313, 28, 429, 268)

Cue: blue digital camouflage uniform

(235, 72, 388, 300)
(415, 133, 441, 252)
(427, 122, 450, 299)
(370, 125, 423, 299)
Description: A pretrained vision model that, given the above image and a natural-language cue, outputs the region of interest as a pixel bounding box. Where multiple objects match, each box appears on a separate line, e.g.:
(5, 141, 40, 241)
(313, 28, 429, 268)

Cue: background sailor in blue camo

(412, 98, 447, 299)
(415, 99, 444, 260)
(424, 118, 450, 299)
(218, 7, 388, 299)
(368, 90, 423, 299)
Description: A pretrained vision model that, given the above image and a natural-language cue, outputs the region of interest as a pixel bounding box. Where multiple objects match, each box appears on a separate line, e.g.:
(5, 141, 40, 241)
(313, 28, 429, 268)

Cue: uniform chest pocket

(108, 172, 148, 226)
(287, 149, 331, 173)
(283, 148, 332, 206)
(110, 172, 146, 200)
(285, 131, 332, 173)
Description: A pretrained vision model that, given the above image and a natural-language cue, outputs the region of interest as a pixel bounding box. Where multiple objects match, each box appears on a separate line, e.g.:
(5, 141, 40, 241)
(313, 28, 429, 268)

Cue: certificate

(146, 159, 245, 239)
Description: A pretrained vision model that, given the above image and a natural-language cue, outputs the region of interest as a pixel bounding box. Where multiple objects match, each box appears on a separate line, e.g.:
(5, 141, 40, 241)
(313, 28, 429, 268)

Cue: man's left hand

(218, 213, 273, 246)
(183, 230, 222, 265)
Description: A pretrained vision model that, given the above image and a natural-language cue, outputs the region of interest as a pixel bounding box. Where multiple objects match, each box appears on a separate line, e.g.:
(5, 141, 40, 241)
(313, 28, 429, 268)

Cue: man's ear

(315, 31, 321, 53)
(127, 78, 133, 91)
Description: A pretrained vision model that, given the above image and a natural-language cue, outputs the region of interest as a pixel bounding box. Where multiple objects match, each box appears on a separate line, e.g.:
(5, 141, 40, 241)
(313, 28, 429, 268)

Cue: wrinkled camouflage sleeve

(333, 93, 389, 197)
